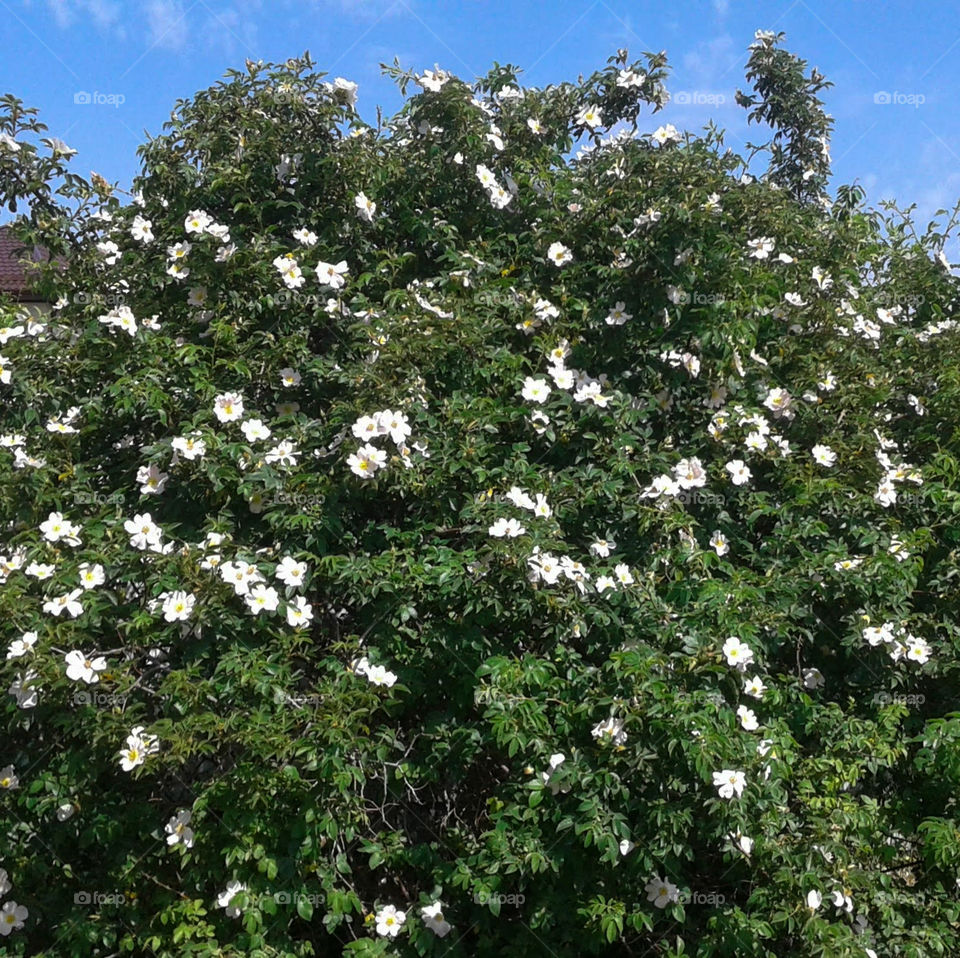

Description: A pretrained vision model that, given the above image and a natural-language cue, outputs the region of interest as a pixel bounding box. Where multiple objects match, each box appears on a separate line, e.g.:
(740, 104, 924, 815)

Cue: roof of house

(0, 225, 51, 301)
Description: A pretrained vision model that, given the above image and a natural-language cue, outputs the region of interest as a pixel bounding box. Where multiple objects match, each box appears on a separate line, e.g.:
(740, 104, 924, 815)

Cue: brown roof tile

(0, 226, 51, 301)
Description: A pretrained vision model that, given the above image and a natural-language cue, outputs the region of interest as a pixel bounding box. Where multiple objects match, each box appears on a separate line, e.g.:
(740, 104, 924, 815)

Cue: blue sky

(3, 0, 960, 237)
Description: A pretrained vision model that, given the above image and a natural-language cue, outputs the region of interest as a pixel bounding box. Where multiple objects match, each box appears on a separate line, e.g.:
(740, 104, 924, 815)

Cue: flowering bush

(1, 33, 959, 958)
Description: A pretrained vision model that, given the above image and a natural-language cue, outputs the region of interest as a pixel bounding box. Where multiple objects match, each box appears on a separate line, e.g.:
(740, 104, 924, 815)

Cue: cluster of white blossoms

(747, 236, 775, 259)
(645, 876, 679, 909)
(347, 190, 374, 224)
(39, 510, 83, 546)
(159, 209, 234, 279)
(591, 716, 627, 746)
(484, 484, 636, 597)
(873, 434, 923, 508)
(660, 348, 700, 378)
(64, 649, 107, 683)
(713, 769, 747, 799)
(370, 900, 450, 938)
(605, 301, 632, 326)
(723, 636, 755, 671)
(119, 725, 159, 772)
(805, 887, 870, 928)
(210, 392, 301, 479)
(350, 655, 398, 689)
(7, 669, 39, 709)
(707, 403, 793, 459)
(513, 294, 559, 335)
(539, 752, 570, 795)
(0, 71, 950, 954)
(137, 463, 168, 495)
(0, 864, 27, 937)
(811, 443, 837, 468)
(123, 512, 172, 553)
(274, 251, 305, 289)
(98, 304, 159, 338)
(165, 809, 194, 848)
(0, 429, 45, 469)
(706, 635, 766, 802)
(213, 554, 313, 628)
(862, 620, 932, 664)
(273, 247, 349, 292)
(475, 164, 514, 209)
(347, 408, 419, 479)
(708, 530, 730, 556)
(594, 563, 635, 593)
(218, 880, 247, 918)
(417, 66, 450, 92)
(493, 485, 551, 529)
(526, 548, 593, 593)
(529, 341, 616, 410)
(546, 241, 573, 267)
(642, 455, 706, 500)
(650, 123, 682, 146)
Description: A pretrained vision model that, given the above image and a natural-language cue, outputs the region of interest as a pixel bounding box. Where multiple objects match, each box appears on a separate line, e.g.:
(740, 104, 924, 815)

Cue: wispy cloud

(42, 0, 122, 30)
(200, 4, 261, 58)
(44, 0, 73, 29)
(37, 0, 266, 54)
(145, 0, 189, 51)
(681, 34, 739, 87)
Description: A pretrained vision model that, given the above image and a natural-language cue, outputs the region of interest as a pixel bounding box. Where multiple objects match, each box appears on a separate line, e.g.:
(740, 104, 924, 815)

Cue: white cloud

(200, 4, 261, 57)
(44, 0, 74, 29)
(42, 0, 121, 30)
(145, 0, 189, 51)
(84, 0, 121, 29)
(682, 34, 738, 86)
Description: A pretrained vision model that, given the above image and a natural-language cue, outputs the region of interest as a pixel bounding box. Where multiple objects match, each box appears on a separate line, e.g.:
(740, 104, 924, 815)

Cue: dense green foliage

(1, 32, 959, 957)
